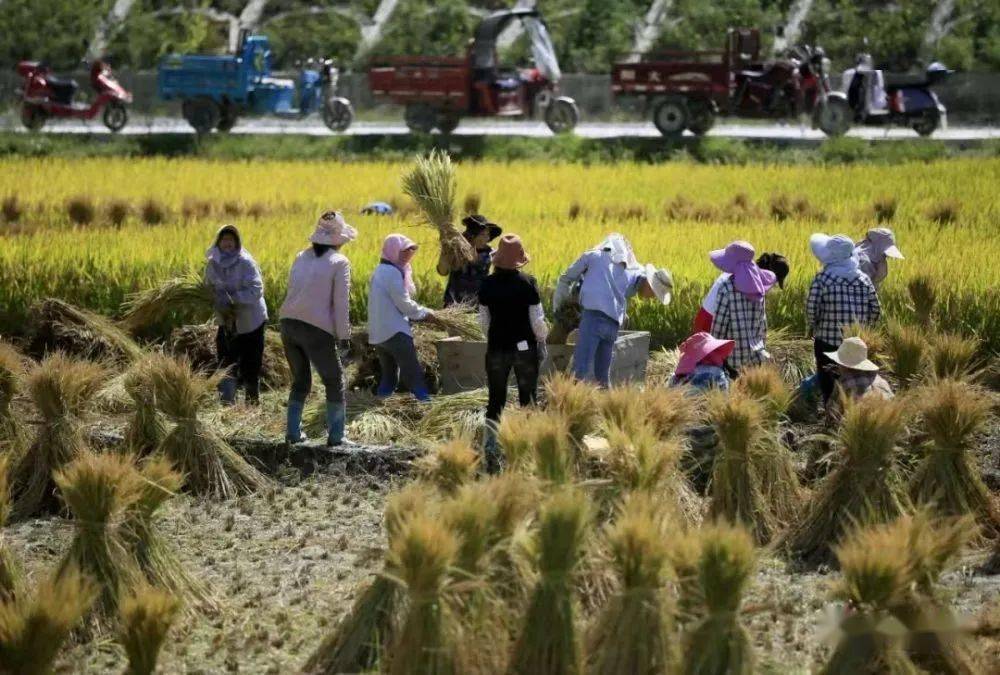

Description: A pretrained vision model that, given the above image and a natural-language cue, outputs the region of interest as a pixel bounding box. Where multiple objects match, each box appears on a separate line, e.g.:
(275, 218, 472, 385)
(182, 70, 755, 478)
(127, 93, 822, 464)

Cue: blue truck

(157, 33, 353, 134)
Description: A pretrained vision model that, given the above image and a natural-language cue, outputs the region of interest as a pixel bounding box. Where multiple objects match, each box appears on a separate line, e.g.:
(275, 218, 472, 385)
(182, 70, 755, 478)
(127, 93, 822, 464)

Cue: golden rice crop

(0, 158, 996, 352)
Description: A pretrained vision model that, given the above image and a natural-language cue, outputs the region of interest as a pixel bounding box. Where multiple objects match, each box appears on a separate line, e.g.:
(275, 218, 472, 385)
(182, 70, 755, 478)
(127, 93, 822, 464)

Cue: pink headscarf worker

(380, 233, 419, 295)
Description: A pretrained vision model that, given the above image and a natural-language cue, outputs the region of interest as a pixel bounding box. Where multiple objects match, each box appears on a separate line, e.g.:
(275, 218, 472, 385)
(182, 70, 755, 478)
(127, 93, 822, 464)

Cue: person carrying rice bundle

(854, 227, 905, 290)
(670, 331, 736, 392)
(437, 214, 502, 307)
(707, 241, 777, 374)
(278, 212, 355, 445)
(204, 224, 268, 406)
(553, 233, 672, 388)
(693, 251, 789, 333)
(477, 234, 549, 473)
(369, 234, 435, 402)
(806, 233, 882, 403)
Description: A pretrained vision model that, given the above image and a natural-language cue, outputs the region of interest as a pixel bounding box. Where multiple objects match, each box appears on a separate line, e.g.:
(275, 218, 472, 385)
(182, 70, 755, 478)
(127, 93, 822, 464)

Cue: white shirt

(367, 262, 430, 345)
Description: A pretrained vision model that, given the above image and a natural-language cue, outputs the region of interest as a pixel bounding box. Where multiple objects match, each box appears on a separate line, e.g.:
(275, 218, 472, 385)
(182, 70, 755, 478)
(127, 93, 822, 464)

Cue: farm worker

(554, 233, 672, 388)
(437, 214, 502, 307)
(806, 233, 881, 404)
(826, 337, 894, 402)
(204, 224, 268, 406)
(278, 211, 356, 446)
(369, 234, 435, 401)
(854, 227, 904, 290)
(669, 332, 736, 392)
(693, 251, 789, 333)
(477, 234, 549, 473)
(707, 241, 777, 373)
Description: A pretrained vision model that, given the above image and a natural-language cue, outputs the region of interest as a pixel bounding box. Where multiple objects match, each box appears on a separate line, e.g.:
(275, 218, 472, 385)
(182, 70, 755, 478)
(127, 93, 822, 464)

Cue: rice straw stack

(401, 150, 474, 267)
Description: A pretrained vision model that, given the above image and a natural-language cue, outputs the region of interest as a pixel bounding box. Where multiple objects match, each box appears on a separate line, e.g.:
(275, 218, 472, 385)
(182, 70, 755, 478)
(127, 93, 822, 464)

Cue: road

(4, 116, 999, 140)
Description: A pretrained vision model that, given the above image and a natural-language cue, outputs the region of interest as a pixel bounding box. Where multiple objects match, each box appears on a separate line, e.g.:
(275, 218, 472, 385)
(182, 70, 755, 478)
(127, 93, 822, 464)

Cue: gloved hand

(337, 339, 352, 359)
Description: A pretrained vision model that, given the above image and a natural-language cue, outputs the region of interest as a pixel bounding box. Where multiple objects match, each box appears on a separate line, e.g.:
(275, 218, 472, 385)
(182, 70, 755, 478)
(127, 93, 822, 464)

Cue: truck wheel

(653, 99, 689, 137)
(20, 104, 47, 131)
(404, 104, 437, 134)
(182, 98, 220, 135)
(216, 104, 239, 133)
(545, 97, 579, 134)
(102, 101, 128, 132)
(913, 110, 940, 137)
(436, 111, 461, 134)
(322, 98, 354, 132)
(686, 101, 716, 136)
(816, 98, 851, 137)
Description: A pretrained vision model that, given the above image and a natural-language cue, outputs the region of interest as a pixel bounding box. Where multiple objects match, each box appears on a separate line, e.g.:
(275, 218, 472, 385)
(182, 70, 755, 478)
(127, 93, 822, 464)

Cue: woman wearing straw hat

(369, 234, 435, 402)
(278, 211, 356, 445)
(806, 233, 882, 403)
(205, 224, 268, 406)
(437, 214, 502, 307)
(670, 331, 736, 392)
(554, 233, 672, 388)
(854, 227, 904, 290)
(825, 337, 894, 403)
(707, 241, 777, 373)
(477, 234, 549, 473)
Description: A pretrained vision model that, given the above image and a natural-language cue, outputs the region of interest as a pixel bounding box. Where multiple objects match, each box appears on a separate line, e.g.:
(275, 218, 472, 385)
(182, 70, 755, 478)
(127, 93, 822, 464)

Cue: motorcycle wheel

(404, 104, 437, 134)
(436, 110, 461, 135)
(652, 98, 689, 137)
(322, 98, 354, 133)
(816, 98, 851, 137)
(20, 104, 47, 131)
(102, 101, 128, 132)
(686, 100, 716, 136)
(913, 110, 940, 137)
(182, 98, 221, 135)
(545, 97, 579, 134)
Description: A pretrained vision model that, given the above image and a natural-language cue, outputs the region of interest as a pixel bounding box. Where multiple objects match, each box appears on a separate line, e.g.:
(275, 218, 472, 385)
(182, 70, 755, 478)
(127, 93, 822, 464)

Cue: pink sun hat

(675, 332, 736, 376)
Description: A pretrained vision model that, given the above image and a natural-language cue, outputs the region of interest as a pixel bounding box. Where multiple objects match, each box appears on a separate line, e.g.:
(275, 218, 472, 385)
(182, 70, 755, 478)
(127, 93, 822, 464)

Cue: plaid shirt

(837, 370, 894, 401)
(806, 271, 881, 345)
(710, 278, 769, 370)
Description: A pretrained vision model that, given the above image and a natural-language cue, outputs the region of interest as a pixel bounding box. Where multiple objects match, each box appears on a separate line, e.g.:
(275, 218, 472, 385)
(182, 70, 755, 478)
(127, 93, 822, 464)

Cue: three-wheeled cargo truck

(612, 28, 851, 137)
(158, 32, 354, 134)
(368, 8, 579, 134)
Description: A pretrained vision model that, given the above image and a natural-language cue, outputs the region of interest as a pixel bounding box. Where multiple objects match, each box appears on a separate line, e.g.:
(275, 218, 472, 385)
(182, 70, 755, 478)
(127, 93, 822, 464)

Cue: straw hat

(825, 337, 879, 372)
(864, 227, 904, 259)
(643, 264, 673, 305)
(310, 211, 357, 246)
(493, 234, 529, 269)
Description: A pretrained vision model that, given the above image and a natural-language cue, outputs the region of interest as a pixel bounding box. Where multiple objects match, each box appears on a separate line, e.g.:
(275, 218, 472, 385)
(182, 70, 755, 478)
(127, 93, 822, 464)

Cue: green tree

(0, 0, 108, 69)
(265, 12, 360, 68)
(374, 0, 475, 58)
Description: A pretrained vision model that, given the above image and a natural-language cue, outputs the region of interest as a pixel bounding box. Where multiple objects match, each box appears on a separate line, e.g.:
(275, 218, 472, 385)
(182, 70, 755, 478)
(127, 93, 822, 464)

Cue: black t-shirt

(478, 269, 541, 350)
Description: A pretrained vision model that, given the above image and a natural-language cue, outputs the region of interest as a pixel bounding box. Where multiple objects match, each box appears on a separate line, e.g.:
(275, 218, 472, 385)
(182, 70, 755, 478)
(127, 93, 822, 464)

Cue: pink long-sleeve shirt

(279, 249, 352, 339)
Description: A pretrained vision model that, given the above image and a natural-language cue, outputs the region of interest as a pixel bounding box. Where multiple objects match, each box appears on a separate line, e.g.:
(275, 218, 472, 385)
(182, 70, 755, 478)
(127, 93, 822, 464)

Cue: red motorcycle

(15, 60, 132, 132)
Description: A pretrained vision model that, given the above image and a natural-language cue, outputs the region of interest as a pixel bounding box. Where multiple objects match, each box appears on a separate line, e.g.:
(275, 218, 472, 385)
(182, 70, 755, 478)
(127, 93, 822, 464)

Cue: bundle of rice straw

(0, 343, 28, 462)
(416, 437, 479, 495)
(414, 389, 490, 447)
(122, 456, 213, 609)
(548, 298, 582, 346)
(401, 149, 474, 266)
(386, 512, 460, 675)
(666, 529, 704, 624)
(734, 363, 793, 424)
(765, 326, 815, 384)
(166, 323, 290, 391)
(927, 333, 980, 381)
(482, 473, 539, 600)
(782, 395, 911, 567)
(706, 391, 797, 544)
(120, 275, 215, 334)
(427, 303, 484, 341)
(645, 348, 681, 388)
(122, 356, 169, 457)
(523, 411, 576, 485)
(0, 567, 97, 675)
(680, 522, 757, 675)
(509, 488, 591, 675)
(910, 379, 998, 536)
(118, 583, 181, 675)
(54, 452, 143, 633)
(11, 353, 106, 520)
(145, 355, 270, 498)
(884, 321, 929, 387)
(0, 457, 19, 600)
(28, 298, 144, 364)
(587, 494, 675, 675)
(908, 274, 937, 328)
(304, 483, 437, 675)
(543, 372, 600, 451)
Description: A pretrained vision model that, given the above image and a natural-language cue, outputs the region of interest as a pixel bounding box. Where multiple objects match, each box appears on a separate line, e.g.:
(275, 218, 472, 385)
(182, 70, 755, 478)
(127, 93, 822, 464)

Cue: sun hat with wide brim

(709, 240, 755, 273)
(643, 264, 673, 305)
(675, 331, 736, 376)
(825, 336, 879, 372)
(310, 211, 357, 246)
(865, 227, 904, 259)
(810, 233, 855, 264)
(493, 233, 530, 269)
(462, 214, 502, 241)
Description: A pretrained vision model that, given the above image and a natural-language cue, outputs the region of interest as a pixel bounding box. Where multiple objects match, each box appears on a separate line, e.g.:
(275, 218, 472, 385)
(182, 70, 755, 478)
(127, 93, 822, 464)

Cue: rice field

(1, 157, 999, 351)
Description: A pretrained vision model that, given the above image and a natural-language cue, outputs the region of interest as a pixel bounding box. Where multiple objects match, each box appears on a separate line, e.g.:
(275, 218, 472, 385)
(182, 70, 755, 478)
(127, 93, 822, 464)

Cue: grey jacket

(205, 232, 268, 335)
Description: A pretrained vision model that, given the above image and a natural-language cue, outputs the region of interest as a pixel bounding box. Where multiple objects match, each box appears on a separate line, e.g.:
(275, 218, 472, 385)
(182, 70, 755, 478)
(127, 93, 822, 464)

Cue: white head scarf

(595, 233, 641, 270)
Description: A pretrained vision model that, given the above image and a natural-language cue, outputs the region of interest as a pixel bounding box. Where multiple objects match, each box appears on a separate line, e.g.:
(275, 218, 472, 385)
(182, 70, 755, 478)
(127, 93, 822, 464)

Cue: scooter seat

(46, 76, 78, 104)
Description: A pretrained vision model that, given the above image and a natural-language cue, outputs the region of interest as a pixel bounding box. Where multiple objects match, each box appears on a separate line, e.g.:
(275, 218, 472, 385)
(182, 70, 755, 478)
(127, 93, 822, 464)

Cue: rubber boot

(326, 401, 347, 447)
(412, 387, 431, 403)
(286, 400, 306, 444)
(218, 376, 238, 406)
(482, 422, 502, 475)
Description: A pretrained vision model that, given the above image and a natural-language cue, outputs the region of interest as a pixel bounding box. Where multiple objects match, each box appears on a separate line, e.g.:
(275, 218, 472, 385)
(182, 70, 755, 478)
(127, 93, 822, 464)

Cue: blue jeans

(572, 309, 619, 388)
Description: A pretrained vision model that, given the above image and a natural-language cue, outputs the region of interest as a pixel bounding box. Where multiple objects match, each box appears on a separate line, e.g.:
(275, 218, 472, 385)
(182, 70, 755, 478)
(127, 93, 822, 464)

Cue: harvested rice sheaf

(122, 356, 170, 457)
(544, 372, 600, 450)
(401, 149, 473, 267)
(733, 363, 793, 423)
(0, 457, 19, 600)
(927, 333, 981, 381)
(120, 276, 215, 334)
(11, 353, 106, 520)
(884, 322, 929, 387)
(417, 436, 479, 495)
(165, 322, 289, 391)
(783, 395, 911, 567)
(0, 342, 29, 462)
(119, 584, 181, 675)
(28, 298, 144, 364)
